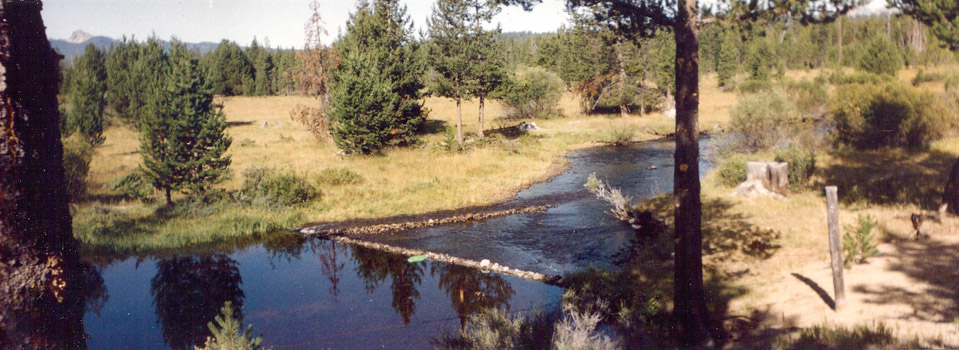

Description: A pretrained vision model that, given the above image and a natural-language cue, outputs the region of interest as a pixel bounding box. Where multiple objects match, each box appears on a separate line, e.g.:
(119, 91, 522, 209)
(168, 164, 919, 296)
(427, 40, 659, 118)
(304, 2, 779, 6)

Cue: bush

(830, 81, 945, 150)
(784, 80, 828, 120)
(736, 79, 772, 94)
(774, 146, 816, 189)
(715, 154, 751, 187)
(62, 136, 94, 202)
(728, 87, 800, 152)
(501, 66, 564, 119)
(315, 167, 364, 186)
(856, 36, 903, 77)
(827, 71, 892, 85)
(238, 167, 318, 208)
(744, 39, 776, 81)
(108, 172, 154, 202)
(842, 214, 879, 269)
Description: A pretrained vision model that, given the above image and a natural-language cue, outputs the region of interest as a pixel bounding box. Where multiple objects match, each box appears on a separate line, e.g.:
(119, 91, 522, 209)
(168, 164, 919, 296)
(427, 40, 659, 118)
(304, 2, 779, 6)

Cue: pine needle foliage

(66, 44, 107, 146)
(328, 0, 426, 155)
(196, 301, 265, 350)
(842, 214, 879, 269)
(140, 41, 232, 204)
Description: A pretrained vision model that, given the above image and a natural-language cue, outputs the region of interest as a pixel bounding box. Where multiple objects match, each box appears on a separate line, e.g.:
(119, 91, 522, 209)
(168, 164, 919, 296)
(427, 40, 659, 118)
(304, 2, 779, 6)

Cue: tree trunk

(456, 99, 463, 145)
(838, 15, 844, 66)
(0, 1, 87, 348)
(166, 188, 172, 206)
(616, 38, 629, 118)
(943, 157, 959, 216)
(478, 96, 485, 138)
(673, 0, 710, 346)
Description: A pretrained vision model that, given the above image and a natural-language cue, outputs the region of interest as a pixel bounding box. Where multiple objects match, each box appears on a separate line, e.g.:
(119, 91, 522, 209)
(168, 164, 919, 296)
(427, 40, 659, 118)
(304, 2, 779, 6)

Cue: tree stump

(733, 161, 790, 199)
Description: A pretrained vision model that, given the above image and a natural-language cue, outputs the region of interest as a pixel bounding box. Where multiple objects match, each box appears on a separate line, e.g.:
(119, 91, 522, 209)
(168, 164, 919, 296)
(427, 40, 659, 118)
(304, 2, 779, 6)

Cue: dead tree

(0, 1, 87, 348)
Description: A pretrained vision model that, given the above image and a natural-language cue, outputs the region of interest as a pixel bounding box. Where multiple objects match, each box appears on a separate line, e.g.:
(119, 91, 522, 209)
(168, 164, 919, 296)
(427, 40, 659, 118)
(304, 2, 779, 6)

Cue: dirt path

(729, 214, 959, 346)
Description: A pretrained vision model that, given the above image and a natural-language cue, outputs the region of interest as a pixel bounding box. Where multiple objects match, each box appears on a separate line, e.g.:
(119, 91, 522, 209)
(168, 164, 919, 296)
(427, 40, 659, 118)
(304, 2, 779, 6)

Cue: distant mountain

(51, 30, 224, 62)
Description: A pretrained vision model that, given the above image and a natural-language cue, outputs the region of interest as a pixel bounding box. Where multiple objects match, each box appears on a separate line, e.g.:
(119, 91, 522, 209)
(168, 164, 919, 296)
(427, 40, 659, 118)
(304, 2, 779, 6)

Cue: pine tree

(209, 40, 254, 96)
(427, 0, 475, 145)
(716, 29, 740, 88)
(328, 0, 426, 154)
(105, 36, 140, 122)
(131, 36, 169, 125)
(66, 44, 107, 145)
(468, 0, 508, 138)
(140, 41, 232, 204)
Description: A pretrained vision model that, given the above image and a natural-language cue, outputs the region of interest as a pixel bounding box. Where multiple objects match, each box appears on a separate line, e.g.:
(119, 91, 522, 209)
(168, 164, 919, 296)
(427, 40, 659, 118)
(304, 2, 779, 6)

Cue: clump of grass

(714, 153, 752, 187)
(315, 167, 364, 186)
(236, 167, 319, 208)
(773, 322, 913, 349)
(842, 214, 879, 269)
(599, 127, 635, 146)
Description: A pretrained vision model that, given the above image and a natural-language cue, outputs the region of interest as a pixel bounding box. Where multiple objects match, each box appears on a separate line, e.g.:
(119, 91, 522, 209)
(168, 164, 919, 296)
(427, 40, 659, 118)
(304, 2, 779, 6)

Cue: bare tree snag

(0, 1, 86, 348)
(826, 186, 845, 310)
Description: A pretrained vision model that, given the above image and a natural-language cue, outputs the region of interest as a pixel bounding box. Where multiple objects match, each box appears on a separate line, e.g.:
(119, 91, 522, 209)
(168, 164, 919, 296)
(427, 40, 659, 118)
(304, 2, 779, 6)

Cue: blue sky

(42, 0, 888, 49)
(41, 0, 571, 48)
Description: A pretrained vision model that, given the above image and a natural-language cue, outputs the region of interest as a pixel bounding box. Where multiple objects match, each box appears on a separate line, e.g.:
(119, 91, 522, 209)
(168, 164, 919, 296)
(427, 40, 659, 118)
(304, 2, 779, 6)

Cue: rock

(664, 108, 676, 119)
(518, 122, 539, 131)
(480, 259, 491, 268)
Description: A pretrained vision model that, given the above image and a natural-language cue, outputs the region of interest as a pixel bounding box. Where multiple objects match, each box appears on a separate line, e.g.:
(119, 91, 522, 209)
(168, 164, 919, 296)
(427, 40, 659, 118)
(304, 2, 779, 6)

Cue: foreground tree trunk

(0, 1, 87, 348)
(672, 0, 710, 345)
(478, 97, 485, 138)
(943, 157, 959, 215)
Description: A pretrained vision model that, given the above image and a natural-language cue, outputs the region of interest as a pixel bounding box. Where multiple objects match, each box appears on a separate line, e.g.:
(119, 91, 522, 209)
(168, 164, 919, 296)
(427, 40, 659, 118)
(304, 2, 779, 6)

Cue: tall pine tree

(66, 44, 107, 145)
(140, 41, 232, 204)
(468, 0, 508, 138)
(130, 36, 169, 125)
(328, 0, 426, 154)
(105, 36, 140, 123)
(427, 0, 474, 145)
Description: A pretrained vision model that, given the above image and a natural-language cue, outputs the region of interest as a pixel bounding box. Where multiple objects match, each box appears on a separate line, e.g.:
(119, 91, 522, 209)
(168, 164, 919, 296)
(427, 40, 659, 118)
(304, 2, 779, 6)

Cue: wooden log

(826, 186, 845, 310)
(768, 162, 790, 194)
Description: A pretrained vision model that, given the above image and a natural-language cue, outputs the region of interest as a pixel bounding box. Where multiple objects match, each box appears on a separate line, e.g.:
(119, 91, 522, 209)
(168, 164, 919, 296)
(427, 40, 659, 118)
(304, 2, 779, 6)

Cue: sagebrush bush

(827, 71, 892, 85)
(784, 80, 828, 120)
(238, 167, 318, 207)
(728, 88, 800, 152)
(62, 136, 94, 202)
(715, 154, 751, 187)
(774, 146, 816, 189)
(501, 66, 564, 119)
(856, 36, 903, 76)
(830, 81, 945, 150)
(316, 167, 364, 186)
(736, 79, 773, 94)
(108, 172, 154, 202)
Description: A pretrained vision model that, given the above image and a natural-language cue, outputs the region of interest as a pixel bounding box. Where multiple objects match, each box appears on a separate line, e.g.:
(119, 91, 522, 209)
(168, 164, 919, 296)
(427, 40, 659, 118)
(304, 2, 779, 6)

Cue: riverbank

(72, 72, 738, 254)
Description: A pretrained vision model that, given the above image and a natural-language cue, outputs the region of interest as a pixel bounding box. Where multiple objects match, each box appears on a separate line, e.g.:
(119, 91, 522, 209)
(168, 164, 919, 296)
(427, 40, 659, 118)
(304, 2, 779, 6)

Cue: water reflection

(150, 254, 244, 350)
(431, 264, 516, 328)
(349, 245, 424, 324)
(316, 240, 345, 301)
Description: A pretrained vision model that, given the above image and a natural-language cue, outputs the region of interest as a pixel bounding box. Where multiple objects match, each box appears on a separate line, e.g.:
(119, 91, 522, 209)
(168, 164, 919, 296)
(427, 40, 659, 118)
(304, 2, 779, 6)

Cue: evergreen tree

(209, 40, 254, 96)
(130, 36, 169, 125)
(140, 41, 232, 204)
(469, 1, 508, 137)
(66, 44, 107, 145)
(328, 0, 426, 154)
(856, 35, 904, 76)
(427, 0, 475, 145)
(716, 29, 740, 87)
(105, 36, 140, 122)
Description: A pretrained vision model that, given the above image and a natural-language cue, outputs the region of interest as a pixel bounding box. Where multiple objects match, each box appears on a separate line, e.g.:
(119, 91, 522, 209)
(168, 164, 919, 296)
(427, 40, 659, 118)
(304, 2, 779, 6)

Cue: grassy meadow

(74, 73, 740, 253)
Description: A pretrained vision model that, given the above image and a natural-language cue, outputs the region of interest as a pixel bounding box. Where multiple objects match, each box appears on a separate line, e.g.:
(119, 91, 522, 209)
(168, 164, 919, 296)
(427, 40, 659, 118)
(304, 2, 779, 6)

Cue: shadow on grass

(417, 119, 449, 135)
(816, 148, 955, 210)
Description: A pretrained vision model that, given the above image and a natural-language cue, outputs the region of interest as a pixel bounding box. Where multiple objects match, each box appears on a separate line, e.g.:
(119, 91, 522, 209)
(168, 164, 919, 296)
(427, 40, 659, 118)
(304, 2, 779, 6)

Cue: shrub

(744, 39, 776, 81)
(774, 146, 816, 189)
(728, 87, 800, 152)
(62, 136, 94, 202)
(585, 173, 632, 221)
(501, 66, 564, 119)
(196, 301, 265, 350)
(784, 80, 828, 120)
(598, 127, 635, 146)
(714, 154, 750, 187)
(842, 214, 879, 269)
(856, 36, 903, 77)
(736, 79, 772, 94)
(315, 167, 364, 186)
(238, 167, 318, 208)
(830, 81, 945, 150)
(108, 172, 154, 202)
(827, 71, 892, 85)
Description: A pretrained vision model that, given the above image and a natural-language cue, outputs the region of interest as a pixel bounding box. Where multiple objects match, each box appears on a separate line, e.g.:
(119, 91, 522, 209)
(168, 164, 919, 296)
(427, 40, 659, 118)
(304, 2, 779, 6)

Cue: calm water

(83, 237, 563, 349)
(81, 137, 714, 349)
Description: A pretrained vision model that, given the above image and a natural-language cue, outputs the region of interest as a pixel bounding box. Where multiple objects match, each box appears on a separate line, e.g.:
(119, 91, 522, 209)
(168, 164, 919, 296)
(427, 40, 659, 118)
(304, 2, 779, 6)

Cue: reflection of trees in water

(431, 264, 516, 328)
(316, 240, 345, 301)
(350, 245, 424, 324)
(151, 254, 244, 350)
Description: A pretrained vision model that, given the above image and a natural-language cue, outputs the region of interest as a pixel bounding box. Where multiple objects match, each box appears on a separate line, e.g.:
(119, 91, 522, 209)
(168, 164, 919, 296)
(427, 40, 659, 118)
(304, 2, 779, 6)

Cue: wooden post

(826, 186, 845, 310)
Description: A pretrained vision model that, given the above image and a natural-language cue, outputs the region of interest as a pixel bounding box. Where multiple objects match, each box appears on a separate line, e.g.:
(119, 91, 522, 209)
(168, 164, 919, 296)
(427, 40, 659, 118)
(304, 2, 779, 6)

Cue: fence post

(826, 186, 845, 310)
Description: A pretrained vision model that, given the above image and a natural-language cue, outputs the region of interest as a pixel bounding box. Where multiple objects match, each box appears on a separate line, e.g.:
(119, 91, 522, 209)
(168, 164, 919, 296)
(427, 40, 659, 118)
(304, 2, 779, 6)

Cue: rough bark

(0, 1, 86, 349)
(672, 0, 710, 345)
(943, 157, 959, 216)
(478, 97, 485, 138)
